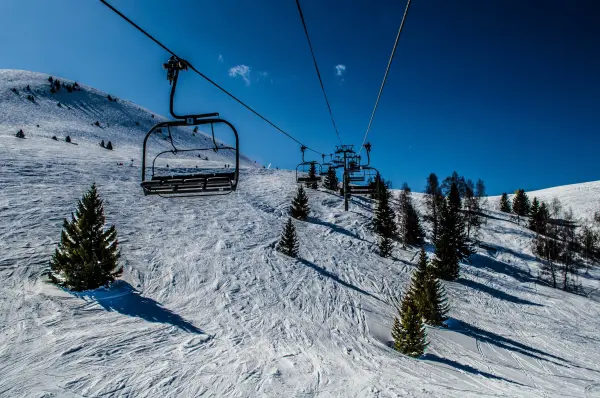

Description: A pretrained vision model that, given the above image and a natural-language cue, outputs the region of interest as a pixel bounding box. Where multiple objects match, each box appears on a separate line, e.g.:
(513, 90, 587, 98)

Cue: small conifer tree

(324, 167, 339, 191)
(51, 136, 58, 141)
(65, 135, 71, 143)
(512, 189, 530, 221)
(307, 162, 318, 189)
(414, 249, 450, 326)
(106, 141, 113, 150)
(392, 294, 428, 357)
(277, 218, 299, 258)
(529, 197, 541, 232)
(290, 186, 310, 220)
(432, 198, 473, 281)
(397, 184, 425, 247)
(15, 129, 25, 139)
(500, 193, 511, 213)
(100, 140, 105, 148)
(49, 184, 122, 291)
(374, 181, 397, 257)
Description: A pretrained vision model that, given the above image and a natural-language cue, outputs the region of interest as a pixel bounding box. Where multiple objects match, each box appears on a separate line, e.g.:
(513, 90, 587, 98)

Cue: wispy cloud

(335, 64, 346, 76)
(228, 65, 251, 86)
(218, 54, 224, 63)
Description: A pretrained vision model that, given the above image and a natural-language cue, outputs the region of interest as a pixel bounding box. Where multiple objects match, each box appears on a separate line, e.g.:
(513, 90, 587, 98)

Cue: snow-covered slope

(0, 69, 257, 170)
(1, 70, 600, 397)
(488, 181, 600, 222)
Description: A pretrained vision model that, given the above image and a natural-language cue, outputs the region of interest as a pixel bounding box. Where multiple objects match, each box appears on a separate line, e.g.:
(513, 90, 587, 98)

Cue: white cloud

(259, 71, 269, 78)
(335, 64, 346, 76)
(218, 54, 224, 63)
(228, 65, 251, 86)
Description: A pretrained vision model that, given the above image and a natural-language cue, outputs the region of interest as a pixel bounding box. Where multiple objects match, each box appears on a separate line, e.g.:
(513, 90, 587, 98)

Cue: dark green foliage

(379, 236, 393, 257)
(463, 183, 482, 240)
(441, 171, 467, 197)
(100, 140, 105, 148)
(48, 76, 53, 82)
(374, 181, 396, 257)
(107, 94, 114, 101)
(580, 225, 598, 267)
(51, 136, 58, 141)
(49, 184, 122, 291)
(106, 141, 113, 150)
(57, 102, 62, 107)
(193, 126, 198, 133)
(424, 173, 443, 242)
(447, 182, 461, 213)
(94, 121, 100, 127)
(398, 184, 425, 247)
(410, 249, 449, 326)
(324, 167, 339, 191)
(307, 162, 318, 189)
(432, 199, 474, 281)
(277, 218, 299, 258)
(528, 197, 546, 233)
(391, 294, 428, 357)
(65, 136, 71, 143)
(500, 193, 511, 213)
(15, 129, 25, 139)
(290, 186, 310, 221)
(512, 189, 530, 218)
(27, 94, 35, 102)
(11, 87, 18, 94)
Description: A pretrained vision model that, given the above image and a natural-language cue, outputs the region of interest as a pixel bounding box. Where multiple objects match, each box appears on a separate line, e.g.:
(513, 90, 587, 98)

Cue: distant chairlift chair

(346, 143, 380, 196)
(140, 56, 240, 197)
(295, 145, 322, 185)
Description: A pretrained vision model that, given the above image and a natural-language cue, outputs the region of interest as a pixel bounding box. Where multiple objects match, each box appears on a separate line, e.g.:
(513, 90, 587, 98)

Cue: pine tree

(408, 248, 450, 327)
(307, 162, 318, 189)
(15, 129, 25, 139)
(397, 184, 425, 247)
(529, 197, 541, 232)
(374, 182, 397, 257)
(100, 140, 105, 148)
(323, 167, 339, 191)
(290, 186, 310, 221)
(463, 183, 482, 240)
(447, 182, 461, 213)
(432, 198, 473, 281)
(424, 173, 443, 242)
(500, 193, 511, 213)
(512, 189, 530, 221)
(392, 294, 428, 357)
(106, 141, 113, 150)
(65, 135, 71, 143)
(277, 218, 299, 258)
(49, 184, 122, 291)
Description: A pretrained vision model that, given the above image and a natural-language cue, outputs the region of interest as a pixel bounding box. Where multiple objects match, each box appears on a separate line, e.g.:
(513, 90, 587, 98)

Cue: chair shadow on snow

(422, 353, 525, 386)
(297, 258, 382, 302)
(456, 278, 542, 306)
(77, 280, 203, 334)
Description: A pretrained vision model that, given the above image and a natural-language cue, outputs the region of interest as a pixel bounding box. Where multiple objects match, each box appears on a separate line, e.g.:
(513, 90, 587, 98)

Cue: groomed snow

(1, 70, 600, 397)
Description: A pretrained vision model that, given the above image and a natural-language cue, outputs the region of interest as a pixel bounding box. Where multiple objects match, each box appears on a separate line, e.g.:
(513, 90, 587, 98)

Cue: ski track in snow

(1, 70, 600, 397)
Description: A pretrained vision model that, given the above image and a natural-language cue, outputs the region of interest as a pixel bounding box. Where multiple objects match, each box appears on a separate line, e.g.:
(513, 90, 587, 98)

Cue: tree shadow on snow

(456, 278, 542, 306)
(306, 217, 369, 243)
(76, 280, 203, 333)
(457, 320, 566, 364)
(297, 258, 382, 302)
(422, 353, 525, 385)
(468, 253, 537, 284)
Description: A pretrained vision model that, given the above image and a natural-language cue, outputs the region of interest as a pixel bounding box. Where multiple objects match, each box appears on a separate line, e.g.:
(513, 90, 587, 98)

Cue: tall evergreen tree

(432, 198, 473, 281)
(463, 183, 482, 240)
(441, 171, 467, 197)
(277, 218, 299, 258)
(106, 141, 113, 150)
(499, 193, 511, 213)
(307, 162, 318, 189)
(397, 184, 425, 247)
(424, 173, 443, 242)
(290, 186, 310, 220)
(529, 197, 541, 232)
(374, 181, 397, 257)
(447, 182, 462, 213)
(391, 294, 428, 357)
(512, 189, 530, 221)
(410, 249, 449, 326)
(324, 167, 339, 191)
(49, 184, 122, 291)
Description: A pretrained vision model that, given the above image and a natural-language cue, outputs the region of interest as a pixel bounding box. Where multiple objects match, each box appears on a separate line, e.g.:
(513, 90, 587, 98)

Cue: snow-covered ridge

(0, 69, 257, 168)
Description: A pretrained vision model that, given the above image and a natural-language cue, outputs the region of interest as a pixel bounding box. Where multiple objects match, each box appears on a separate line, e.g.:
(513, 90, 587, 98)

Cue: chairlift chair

(140, 56, 240, 197)
(295, 145, 322, 184)
(346, 143, 380, 196)
(319, 154, 333, 176)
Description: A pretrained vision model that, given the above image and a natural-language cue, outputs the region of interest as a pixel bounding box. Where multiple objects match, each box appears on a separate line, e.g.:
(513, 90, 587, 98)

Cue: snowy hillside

(0, 69, 257, 170)
(488, 182, 600, 223)
(1, 70, 600, 397)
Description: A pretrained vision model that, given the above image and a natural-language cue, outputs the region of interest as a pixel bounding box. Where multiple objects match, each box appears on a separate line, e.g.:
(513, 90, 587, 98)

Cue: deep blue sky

(1, 0, 599, 194)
